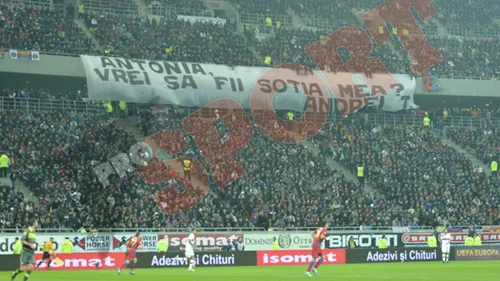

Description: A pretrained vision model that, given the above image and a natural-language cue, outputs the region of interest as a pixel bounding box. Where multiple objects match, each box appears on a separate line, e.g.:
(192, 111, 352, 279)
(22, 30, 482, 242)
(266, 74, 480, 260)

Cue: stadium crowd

(158, 0, 212, 16)
(0, 88, 87, 100)
(313, 121, 499, 226)
(84, 13, 258, 65)
(256, 26, 413, 75)
(1, 0, 498, 79)
(138, 108, 382, 228)
(433, 0, 500, 35)
(0, 5, 97, 55)
(1, 91, 500, 230)
(446, 123, 499, 165)
(1, 0, 500, 231)
(0, 111, 129, 229)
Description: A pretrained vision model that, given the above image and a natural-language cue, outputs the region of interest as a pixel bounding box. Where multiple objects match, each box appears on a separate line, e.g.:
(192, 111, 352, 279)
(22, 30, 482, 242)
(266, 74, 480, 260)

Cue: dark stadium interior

(0, 0, 500, 234)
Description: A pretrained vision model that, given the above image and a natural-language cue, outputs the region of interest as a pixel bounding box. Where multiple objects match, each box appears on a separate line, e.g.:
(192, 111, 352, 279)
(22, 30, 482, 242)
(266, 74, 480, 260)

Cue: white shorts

(185, 248, 195, 258)
(441, 244, 450, 253)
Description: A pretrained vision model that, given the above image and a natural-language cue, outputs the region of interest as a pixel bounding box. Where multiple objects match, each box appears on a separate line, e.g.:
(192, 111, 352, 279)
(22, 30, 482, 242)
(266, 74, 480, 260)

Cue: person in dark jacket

(433, 228, 441, 248)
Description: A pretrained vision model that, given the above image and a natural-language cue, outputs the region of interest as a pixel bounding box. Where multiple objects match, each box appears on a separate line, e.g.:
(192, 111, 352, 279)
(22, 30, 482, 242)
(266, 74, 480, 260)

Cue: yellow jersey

(43, 241, 54, 253)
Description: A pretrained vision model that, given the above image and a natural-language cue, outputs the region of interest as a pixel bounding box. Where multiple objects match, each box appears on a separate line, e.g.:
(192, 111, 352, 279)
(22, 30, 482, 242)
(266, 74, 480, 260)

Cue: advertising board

(326, 233, 399, 248)
(400, 232, 500, 247)
(245, 233, 321, 250)
(164, 233, 243, 252)
(256, 249, 346, 266)
(136, 251, 256, 267)
(346, 248, 452, 263)
(455, 246, 500, 261)
(33, 253, 126, 270)
(0, 233, 243, 254)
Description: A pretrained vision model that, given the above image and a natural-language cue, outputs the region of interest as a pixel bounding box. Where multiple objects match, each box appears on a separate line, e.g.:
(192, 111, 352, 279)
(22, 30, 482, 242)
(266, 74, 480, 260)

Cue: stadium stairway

(114, 115, 176, 160)
(134, 0, 152, 17)
(114, 116, 145, 143)
(74, 19, 103, 53)
(0, 176, 41, 208)
(350, 8, 403, 58)
(251, 47, 264, 64)
(302, 140, 381, 197)
(434, 131, 491, 176)
(113, 115, 175, 161)
(433, 17, 451, 37)
(114, 116, 210, 196)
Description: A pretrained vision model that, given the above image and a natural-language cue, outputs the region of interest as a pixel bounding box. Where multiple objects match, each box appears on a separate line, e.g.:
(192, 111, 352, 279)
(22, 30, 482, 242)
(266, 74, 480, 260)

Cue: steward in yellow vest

(62, 237, 74, 253)
(491, 160, 498, 178)
(423, 116, 430, 127)
(13, 238, 22, 254)
(272, 237, 279, 250)
(119, 101, 127, 118)
(464, 235, 474, 246)
(265, 17, 272, 27)
(157, 238, 168, 253)
(378, 236, 388, 249)
(427, 235, 437, 247)
(357, 165, 364, 186)
(0, 153, 9, 179)
(474, 234, 482, 246)
(78, 3, 85, 18)
(183, 159, 192, 180)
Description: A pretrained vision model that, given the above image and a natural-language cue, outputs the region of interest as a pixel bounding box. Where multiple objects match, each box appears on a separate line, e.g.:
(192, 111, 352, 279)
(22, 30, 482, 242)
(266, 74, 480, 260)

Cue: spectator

(9, 161, 17, 188)
(0, 152, 8, 178)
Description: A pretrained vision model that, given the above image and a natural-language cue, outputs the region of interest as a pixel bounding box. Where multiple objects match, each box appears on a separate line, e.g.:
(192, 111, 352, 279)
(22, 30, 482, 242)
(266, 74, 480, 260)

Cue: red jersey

(312, 227, 327, 247)
(127, 237, 142, 251)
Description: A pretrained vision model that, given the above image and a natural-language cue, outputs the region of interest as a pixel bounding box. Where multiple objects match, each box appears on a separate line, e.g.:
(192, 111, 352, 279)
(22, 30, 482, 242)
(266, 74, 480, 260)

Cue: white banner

(31, 51, 40, 61)
(80, 55, 417, 113)
(177, 15, 226, 25)
(9, 50, 17, 59)
(244, 233, 323, 251)
(392, 226, 410, 233)
(364, 77, 417, 112)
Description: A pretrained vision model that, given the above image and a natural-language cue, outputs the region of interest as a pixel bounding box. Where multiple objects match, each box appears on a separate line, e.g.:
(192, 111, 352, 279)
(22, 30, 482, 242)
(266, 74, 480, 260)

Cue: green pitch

(6, 261, 500, 281)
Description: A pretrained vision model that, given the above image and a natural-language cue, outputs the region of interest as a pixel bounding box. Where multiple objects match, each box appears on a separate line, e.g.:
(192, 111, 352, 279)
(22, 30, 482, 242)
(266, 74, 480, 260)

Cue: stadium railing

(447, 25, 500, 39)
(0, 228, 74, 233)
(0, 97, 105, 113)
(80, 0, 138, 16)
(0, 226, 488, 233)
(15, 0, 63, 10)
(240, 13, 292, 27)
(333, 112, 500, 128)
(298, 17, 353, 31)
(143, 105, 500, 127)
(0, 227, 266, 234)
(94, 227, 267, 233)
(2, 96, 496, 128)
(286, 226, 435, 232)
(138, 105, 498, 127)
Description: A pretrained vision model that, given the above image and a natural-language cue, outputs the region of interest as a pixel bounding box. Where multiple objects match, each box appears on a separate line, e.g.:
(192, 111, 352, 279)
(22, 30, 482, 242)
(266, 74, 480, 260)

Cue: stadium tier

(1, 0, 499, 78)
(0, 0, 500, 233)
